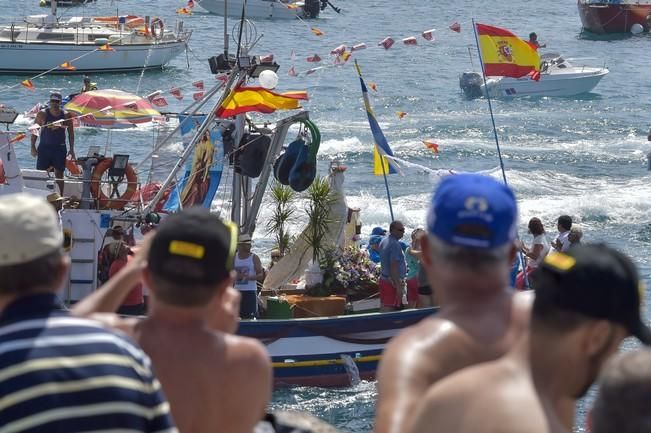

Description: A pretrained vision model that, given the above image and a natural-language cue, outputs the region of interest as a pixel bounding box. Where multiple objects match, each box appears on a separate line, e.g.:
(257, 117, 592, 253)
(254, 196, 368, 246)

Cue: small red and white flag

(423, 140, 440, 153)
(307, 54, 321, 63)
(9, 133, 26, 144)
(24, 103, 42, 118)
(330, 44, 346, 56)
(28, 124, 41, 137)
(193, 92, 204, 101)
(378, 37, 395, 50)
(170, 87, 183, 100)
(21, 80, 35, 90)
(449, 22, 461, 33)
(310, 27, 324, 36)
(260, 54, 274, 63)
(368, 82, 378, 92)
(146, 91, 162, 101)
(192, 80, 204, 90)
(402, 36, 418, 46)
(123, 101, 139, 110)
(288, 66, 298, 77)
(59, 61, 76, 71)
(351, 43, 367, 52)
(151, 97, 168, 107)
(215, 74, 229, 83)
(422, 29, 435, 41)
(396, 111, 407, 119)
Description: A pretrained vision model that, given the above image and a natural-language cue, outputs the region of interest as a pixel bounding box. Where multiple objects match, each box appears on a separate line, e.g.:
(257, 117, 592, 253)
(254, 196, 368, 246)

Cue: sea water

(1, 0, 650, 431)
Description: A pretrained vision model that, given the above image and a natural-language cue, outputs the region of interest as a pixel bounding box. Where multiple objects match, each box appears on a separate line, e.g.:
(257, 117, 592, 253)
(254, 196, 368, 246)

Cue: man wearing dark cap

(81, 75, 98, 93)
(73, 207, 272, 433)
(408, 244, 649, 433)
(30, 91, 75, 195)
(0, 193, 176, 432)
(375, 174, 532, 433)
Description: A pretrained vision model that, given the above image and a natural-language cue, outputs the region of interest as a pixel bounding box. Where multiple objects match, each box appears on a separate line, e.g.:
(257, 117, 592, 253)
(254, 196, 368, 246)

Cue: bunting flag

(423, 140, 439, 153)
(216, 86, 308, 118)
(307, 54, 321, 63)
(330, 44, 346, 55)
(187, 0, 195, 7)
(449, 22, 461, 33)
(151, 97, 168, 107)
(310, 27, 324, 36)
(355, 61, 398, 176)
(59, 62, 76, 71)
(337, 51, 352, 64)
(352, 43, 367, 51)
(176, 7, 192, 14)
(396, 111, 407, 119)
(99, 44, 114, 51)
(368, 82, 378, 92)
(146, 90, 162, 100)
(9, 133, 26, 144)
(260, 54, 274, 63)
(422, 29, 435, 41)
(29, 124, 41, 137)
(193, 92, 204, 101)
(476, 23, 540, 79)
(288, 66, 298, 77)
(290, 50, 297, 62)
(21, 80, 35, 90)
(170, 87, 183, 100)
(192, 80, 204, 90)
(403, 37, 417, 46)
(215, 74, 229, 83)
(378, 37, 395, 50)
(24, 102, 42, 118)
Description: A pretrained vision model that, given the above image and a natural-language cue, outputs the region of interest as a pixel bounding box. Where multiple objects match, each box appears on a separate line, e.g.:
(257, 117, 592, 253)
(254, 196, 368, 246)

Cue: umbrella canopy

(65, 89, 160, 128)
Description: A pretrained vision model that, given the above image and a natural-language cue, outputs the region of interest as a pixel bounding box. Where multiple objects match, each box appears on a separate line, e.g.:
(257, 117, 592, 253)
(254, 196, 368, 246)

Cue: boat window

(36, 33, 75, 41)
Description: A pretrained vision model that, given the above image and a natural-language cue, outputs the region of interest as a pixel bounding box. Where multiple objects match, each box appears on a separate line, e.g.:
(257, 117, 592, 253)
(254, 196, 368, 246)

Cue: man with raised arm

(374, 174, 532, 433)
(73, 207, 272, 433)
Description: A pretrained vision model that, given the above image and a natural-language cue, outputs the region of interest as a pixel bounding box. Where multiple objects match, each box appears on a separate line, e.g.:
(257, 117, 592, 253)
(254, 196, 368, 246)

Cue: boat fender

(150, 18, 164, 40)
(274, 139, 304, 185)
(62, 228, 73, 252)
(90, 158, 138, 210)
(237, 134, 271, 178)
(65, 156, 82, 176)
(288, 119, 321, 192)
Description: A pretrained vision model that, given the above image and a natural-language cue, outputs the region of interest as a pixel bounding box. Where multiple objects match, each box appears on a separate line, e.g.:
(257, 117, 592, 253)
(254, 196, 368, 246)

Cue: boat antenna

(235, 0, 247, 60)
(467, 46, 475, 69)
(223, 0, 228, 58)
(471, 18, 529, 289)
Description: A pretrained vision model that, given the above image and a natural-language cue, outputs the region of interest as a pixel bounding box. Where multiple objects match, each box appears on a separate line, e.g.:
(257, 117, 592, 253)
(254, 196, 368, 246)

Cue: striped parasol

(65, 89, 160, 128)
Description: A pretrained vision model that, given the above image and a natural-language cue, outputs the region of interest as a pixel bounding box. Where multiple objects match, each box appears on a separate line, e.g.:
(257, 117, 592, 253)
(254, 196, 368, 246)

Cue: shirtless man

(408, 244, 650, 433)
(374, 174, 531, 433)
(73, 208, 272, 433)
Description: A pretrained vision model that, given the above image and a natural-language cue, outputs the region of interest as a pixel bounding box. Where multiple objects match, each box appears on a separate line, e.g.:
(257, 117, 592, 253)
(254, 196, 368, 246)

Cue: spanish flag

(476, 23, 540, 80)
(21, 79, 35, 90)
(216, 86, 308, 118)
(59, 62, 76, 71)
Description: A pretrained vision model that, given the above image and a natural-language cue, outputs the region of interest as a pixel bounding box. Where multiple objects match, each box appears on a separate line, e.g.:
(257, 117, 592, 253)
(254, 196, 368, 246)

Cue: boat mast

(51, 0, 58, 17)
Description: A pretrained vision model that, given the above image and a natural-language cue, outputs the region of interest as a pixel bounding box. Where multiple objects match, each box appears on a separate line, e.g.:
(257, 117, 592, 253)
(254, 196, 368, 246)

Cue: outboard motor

(459, 72, 484, 99)
(303, 0, 321, 18)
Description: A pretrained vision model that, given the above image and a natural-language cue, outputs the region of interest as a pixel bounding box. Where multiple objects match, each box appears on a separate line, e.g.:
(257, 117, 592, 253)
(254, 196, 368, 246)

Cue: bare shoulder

(223, 334, 271, 367)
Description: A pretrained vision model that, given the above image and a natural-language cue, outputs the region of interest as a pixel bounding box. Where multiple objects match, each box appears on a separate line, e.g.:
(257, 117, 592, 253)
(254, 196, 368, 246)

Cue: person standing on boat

(234, 233, 264, 319)
(374, 174, 533, 433)
(527, 32, 546, 50)
(552, 215, 572, 252)
(568, 225, 583, 248)
(81, 76, 98, 93)
(515, 217, 550, 290)
(30, 91, 75, 195)
(72, 208, 272, 433)
(407, 244, 648, 433)
(378, 220, 408, 312)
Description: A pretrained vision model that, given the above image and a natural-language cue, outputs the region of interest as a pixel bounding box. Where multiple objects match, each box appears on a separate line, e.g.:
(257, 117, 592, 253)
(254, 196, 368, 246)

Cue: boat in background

(0, 0, 191, 73)
(195, 0, 325, 19)
(40, 0, 96, 6)
(460, 54, 608, 98)
(578, 0, 651, 34)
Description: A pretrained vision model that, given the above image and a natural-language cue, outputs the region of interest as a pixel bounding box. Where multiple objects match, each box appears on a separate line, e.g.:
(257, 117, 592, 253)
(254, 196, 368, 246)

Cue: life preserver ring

(90, 158, 138, 210)
(65, 157, 82, 176)
(150, 18, 164, 40)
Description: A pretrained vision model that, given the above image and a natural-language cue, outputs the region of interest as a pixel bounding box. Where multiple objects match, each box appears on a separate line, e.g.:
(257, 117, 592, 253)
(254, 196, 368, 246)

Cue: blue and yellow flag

(354, 61, 398, 176)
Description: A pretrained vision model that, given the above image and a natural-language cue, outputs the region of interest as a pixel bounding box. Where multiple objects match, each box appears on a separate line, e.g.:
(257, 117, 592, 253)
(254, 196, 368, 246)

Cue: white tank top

(234, 253, 257, 292)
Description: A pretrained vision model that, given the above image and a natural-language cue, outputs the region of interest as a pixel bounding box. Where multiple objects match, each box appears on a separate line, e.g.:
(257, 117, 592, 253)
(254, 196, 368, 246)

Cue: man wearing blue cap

(375, 174, 532, 433)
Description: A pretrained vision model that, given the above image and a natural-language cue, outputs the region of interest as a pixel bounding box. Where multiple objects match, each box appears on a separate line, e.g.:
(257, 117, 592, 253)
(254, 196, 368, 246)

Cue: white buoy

(631, 23, 644, 34)
(258, 70, 279, 90)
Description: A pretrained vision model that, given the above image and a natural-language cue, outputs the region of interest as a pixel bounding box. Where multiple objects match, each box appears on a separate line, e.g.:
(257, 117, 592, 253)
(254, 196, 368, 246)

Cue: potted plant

(301, 176, 337, 289)
(265, 181, 297, 257)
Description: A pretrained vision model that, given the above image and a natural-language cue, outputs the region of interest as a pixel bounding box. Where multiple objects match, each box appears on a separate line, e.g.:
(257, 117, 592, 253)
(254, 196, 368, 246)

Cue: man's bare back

(374, 290, 532, 433)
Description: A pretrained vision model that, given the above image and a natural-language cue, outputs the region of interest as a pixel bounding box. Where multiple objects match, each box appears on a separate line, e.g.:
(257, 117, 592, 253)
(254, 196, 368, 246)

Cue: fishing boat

(40, 0, 96, 6)
(195, 0, 326, 19)
(459, 54, 609, 98)
(0, 0, 191, 74)
(578, 0, 651, 34)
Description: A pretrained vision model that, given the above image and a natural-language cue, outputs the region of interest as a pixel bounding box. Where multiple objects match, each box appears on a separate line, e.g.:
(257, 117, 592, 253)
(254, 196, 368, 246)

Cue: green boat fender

(288, 119, 321, 192)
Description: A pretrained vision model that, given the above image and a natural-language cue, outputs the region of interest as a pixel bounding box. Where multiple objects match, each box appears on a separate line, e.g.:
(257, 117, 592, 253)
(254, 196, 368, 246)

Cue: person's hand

(31, 146, 38, 157)
(67, 149, 76, 160)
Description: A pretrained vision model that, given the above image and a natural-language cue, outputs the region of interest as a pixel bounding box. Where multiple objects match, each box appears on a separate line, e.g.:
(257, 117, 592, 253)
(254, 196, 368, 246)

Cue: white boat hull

(0, 41, 188, 73)
(484, 67, 608, 98)
(196, 0, 306, 19)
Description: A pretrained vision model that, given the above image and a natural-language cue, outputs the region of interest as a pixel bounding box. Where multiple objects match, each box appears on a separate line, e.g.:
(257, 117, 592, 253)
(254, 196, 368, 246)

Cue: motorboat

(40, 0, 96, 6)
(195, 0, 325, 19)
(459, 54, 609, 98)
(0, 0, 192, 74)
(578, 0, 651, 34)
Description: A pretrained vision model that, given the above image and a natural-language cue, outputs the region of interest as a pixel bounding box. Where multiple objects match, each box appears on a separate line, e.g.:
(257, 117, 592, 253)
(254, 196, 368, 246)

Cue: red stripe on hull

(484, 64, 536, 78)
(578, 1, 651, 33)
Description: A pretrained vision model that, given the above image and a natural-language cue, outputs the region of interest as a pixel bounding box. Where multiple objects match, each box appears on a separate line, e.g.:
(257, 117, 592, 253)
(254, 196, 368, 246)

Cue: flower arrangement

(305, 246, 380, 298)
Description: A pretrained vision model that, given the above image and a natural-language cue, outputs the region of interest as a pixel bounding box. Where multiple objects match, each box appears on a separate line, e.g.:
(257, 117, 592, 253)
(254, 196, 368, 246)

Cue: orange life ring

(65, 157, 82, 176)
(90, 158, 138, 210)
(150, 18, 164, 40)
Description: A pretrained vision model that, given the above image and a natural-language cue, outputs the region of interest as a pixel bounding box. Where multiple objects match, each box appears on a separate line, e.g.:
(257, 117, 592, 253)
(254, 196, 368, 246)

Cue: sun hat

(238, 233, 252, 244)
(148, 207, 237, 285)
(49, 92, 62, 102)
(0, 193, 63, 266)
(533, 244, 651, 345)
(427, 173, 518, 249)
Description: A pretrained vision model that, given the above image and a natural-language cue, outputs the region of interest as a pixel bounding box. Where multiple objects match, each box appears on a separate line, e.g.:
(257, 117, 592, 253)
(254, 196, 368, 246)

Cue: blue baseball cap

(427, 174, 518, 249)
(369, 235, 383, 246)
(371, 226, 387, 236)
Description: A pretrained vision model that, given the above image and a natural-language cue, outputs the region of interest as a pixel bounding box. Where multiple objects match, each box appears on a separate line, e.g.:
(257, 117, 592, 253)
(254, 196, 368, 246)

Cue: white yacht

(0, 1, 191, 74)
(195, 0, 324, 19)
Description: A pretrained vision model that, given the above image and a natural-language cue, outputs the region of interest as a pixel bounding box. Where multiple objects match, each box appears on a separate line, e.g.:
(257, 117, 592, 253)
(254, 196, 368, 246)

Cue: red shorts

(379, 278, 418, 308)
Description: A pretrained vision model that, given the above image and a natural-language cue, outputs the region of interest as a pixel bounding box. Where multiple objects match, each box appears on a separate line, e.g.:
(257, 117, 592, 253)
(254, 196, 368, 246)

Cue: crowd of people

(0, 172, 649, 433)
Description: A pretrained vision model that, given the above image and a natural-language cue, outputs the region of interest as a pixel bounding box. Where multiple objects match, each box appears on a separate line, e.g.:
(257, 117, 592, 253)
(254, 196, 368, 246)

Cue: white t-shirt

(555, 231, 570, 252)
(528, 234, 550, 269)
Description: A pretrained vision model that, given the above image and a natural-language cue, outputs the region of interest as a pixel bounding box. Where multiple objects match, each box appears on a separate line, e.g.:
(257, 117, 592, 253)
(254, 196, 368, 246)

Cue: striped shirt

(0, 294, 177, 433)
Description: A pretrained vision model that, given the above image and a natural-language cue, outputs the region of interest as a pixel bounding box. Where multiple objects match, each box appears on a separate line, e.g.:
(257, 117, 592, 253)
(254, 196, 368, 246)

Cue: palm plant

(302, 176, 338, 264)
(265, 181, 297, 256)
